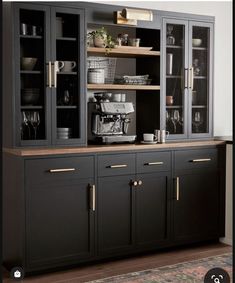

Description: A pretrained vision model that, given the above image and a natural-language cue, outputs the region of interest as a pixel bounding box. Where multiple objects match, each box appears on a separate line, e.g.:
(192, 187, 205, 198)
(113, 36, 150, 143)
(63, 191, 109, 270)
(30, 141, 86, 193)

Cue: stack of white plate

(57, 128, 72, 139)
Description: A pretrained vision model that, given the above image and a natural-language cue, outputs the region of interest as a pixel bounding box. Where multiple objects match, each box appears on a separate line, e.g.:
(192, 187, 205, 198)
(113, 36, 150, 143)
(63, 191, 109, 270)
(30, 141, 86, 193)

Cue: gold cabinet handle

(107, 164, 128, 169)
(131, 180, 138, 187)
(137, 180, 143, 186)
(145, 162, 164, 166)
(46, 61, 52, 88)
(89, 184, 95, 211)
(48, 168, 76, 173)
(191, 67, 194, 90)
(184, 68, 188, 89)
(53, 61, 57, 88)
(190, 158, 211, 163)
(176, 177, 180, 201)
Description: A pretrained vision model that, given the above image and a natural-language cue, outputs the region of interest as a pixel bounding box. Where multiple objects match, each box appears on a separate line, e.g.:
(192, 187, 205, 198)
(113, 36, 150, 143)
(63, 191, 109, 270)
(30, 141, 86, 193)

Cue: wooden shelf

(87, 84, 160, 90)
(56, 37, 77, 41)
(87, 47, 160, 58)
(20, 35, 43, 39)
(20, 70, 42, 74)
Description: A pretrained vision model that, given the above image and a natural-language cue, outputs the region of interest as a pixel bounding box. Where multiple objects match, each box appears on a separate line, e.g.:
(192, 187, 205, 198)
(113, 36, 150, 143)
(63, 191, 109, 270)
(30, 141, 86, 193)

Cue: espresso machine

(88, 100, 136, 144)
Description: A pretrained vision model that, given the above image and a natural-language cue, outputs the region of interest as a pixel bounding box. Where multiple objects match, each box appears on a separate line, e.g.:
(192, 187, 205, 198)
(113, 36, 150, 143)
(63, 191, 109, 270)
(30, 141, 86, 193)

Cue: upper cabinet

(10, 4, 86, 146)
(161, 18, 213, 140)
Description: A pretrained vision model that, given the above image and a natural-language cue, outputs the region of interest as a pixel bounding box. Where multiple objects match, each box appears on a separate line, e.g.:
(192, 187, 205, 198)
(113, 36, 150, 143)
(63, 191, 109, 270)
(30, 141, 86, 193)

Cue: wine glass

(192, 111, 203, 133)
(21, 111, 30, 139)
(30, 111, 40, 139)
(171, 110, 180, 133)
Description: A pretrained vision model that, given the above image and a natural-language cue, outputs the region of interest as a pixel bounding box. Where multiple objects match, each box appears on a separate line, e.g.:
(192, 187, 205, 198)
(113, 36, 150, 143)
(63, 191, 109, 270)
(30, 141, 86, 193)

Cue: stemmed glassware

(30, 111, 40, 139)
(171, 110, 181, 133)
(192, 111, 203, 133)
(21, 111, 30, 139)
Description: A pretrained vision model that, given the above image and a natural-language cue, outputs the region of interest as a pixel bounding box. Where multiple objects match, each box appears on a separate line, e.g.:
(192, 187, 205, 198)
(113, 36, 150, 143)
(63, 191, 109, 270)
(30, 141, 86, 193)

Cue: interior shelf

(166, 105, 183, 109)
(20, 70, 42, 74)
(194, 76, 207, 79)
(166, 45, 182, 49)
(192, 105, 207, 108)
(166, 75, 182, 78)
(21, 106, 43, 109)
(20, 35, 43, 39)
(87, 84, 160, 90)
(57, 106, 78, 109)
(56, 37, 77, 41)
(193, 47, 207, 51)
(87, 47, 160, 58)
(57, 72, 77, 75)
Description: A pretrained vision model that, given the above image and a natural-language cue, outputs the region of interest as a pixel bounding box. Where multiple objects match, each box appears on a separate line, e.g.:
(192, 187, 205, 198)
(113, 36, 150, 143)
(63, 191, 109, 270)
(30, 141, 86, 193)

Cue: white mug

(143, 133, 156, 142)
(58, 61, 76, 72)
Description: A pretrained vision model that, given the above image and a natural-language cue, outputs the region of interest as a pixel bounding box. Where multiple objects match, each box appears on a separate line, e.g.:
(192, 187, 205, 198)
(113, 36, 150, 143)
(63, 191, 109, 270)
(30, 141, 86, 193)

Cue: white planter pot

(93, 35, 106, 48)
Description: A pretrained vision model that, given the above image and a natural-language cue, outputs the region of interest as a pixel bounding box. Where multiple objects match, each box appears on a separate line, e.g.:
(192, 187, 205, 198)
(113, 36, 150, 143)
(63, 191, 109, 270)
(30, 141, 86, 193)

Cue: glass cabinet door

(51, 7, 85, 145)
(162, 19, 188, 139)
(189, 22, 213, 137)
(16, 4, 51, 146)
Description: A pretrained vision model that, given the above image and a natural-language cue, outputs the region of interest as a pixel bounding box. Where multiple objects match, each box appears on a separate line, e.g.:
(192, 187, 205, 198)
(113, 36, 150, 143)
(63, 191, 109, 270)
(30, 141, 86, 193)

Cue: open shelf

(87, 84, 160, 90)
(87, 47, 160, 58)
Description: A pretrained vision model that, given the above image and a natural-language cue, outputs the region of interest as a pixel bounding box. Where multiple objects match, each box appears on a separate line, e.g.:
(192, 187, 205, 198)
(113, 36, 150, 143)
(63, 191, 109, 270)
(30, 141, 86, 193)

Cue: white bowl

(192, 38, 202, 47)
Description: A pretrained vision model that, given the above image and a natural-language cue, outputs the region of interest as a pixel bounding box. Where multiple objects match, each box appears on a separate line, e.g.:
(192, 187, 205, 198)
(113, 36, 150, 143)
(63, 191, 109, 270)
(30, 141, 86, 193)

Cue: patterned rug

(88, 253, 232, 283)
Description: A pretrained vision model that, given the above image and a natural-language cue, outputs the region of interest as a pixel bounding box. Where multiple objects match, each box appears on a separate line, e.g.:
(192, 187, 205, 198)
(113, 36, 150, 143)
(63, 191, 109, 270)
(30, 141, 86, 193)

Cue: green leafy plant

(87, 27, 115, 52)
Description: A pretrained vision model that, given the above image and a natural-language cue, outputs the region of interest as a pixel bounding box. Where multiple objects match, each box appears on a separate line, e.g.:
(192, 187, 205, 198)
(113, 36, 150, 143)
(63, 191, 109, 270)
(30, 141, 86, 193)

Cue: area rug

(88, 253, 232, 283)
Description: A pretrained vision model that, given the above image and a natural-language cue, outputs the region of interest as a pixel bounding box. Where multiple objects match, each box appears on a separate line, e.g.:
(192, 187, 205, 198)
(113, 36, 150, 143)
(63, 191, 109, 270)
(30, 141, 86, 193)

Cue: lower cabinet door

(136, 172, 170, 248)
(26, 178, 95, 268)
(98, 175, 135, 256)
(173, 170, 220, 241)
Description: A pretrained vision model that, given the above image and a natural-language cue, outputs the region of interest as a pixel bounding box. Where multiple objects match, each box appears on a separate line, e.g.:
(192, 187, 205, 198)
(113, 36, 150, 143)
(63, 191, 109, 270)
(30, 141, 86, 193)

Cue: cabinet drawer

(137, 151, 171, 173)
(174, 149, 217, 171)
(98, 154, 135, 176)
(25, 156, 94, 185)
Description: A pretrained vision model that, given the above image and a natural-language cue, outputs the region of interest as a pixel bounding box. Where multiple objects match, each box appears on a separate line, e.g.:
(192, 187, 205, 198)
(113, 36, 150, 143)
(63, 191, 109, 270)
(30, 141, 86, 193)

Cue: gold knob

(131, 180, 138, 187)
(138, 180, 143, 186)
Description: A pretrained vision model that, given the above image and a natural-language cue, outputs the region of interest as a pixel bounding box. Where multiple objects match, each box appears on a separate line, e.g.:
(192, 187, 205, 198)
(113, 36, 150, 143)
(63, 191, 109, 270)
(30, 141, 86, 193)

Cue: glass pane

(165, 24, 185, 135)
(20, 9, 46, 141)
(191, 26, 210, 134)
(55, 12, 80, 140)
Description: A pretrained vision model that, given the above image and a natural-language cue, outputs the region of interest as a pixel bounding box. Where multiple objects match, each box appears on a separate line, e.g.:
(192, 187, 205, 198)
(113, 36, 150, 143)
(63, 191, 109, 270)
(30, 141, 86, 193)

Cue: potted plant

(87, 27, 115, 50)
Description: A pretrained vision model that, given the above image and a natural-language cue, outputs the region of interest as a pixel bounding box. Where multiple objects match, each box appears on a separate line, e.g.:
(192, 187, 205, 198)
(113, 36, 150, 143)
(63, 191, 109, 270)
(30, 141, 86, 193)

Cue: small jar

(88, 68, 105, 84)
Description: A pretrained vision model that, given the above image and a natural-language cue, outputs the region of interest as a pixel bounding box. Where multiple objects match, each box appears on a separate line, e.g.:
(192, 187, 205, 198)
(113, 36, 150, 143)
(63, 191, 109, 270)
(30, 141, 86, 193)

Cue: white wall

(93, 1, 233, 136)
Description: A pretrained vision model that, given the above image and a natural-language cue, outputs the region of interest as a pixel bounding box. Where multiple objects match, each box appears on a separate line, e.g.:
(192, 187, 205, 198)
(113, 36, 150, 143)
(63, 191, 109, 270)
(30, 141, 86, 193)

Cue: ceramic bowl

(21, 57, 38, 70)
(21, 89, 40, 105)
(192, 38, 202, 47)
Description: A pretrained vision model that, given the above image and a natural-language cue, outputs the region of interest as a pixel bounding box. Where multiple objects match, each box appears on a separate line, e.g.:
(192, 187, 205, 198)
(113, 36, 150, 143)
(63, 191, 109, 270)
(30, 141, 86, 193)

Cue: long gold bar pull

(145, 162, 164, 166)
(46, 61, 52, 88)
(53, 61, 58, 88)
(191, 67, 194, 90)
(191, 158, 211, 163)
(90, 185, 96, 211)
(108, 164, 128, 169)
(176, 177, 180, 201)
(188, 68, 192, 89)
(49, 168, 76, 173)
(184, 68, 188, 89)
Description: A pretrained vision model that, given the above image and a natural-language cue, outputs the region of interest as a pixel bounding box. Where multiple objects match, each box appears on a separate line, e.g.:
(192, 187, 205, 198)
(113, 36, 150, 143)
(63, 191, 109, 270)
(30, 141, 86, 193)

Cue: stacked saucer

(57, 127, 72, 139)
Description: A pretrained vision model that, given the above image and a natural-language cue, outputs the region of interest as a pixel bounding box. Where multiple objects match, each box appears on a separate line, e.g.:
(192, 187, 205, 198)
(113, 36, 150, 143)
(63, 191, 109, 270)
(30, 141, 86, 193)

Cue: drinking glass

(21, 111, 30, 139)
(30, 111, 40, 139)
(192, 111, 203, 133)
(171, 110, 180, 133)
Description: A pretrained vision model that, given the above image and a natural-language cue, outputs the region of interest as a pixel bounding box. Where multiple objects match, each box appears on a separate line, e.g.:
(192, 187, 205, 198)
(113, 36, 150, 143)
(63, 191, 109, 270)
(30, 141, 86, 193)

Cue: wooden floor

(3, 242, 232, 283)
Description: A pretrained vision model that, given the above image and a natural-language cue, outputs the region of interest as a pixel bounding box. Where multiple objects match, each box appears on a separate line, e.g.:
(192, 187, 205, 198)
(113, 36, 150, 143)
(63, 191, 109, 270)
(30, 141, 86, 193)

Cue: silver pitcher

(154, 129, 169, 143)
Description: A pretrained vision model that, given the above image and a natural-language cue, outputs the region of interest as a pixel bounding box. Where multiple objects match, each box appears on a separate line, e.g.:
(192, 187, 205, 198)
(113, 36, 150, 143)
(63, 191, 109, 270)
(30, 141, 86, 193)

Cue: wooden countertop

(3, 140, 226, 157)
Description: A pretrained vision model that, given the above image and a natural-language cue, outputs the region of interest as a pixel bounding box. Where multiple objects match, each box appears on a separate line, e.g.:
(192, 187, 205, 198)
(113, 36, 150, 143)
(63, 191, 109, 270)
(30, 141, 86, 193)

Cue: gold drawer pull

(145, 162, 164, 166)
(108, 164, 128, 169)
(191, 158, 211, 163)
(90, 184, 96, 211)
(48, 168, 76, 173)
(176, 177, 180, 201)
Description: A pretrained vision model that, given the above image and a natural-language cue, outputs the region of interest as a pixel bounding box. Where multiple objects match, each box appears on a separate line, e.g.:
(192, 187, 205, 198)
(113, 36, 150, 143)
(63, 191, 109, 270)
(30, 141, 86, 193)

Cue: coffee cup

(143, 133, 156, 142)
(57, 61, 76, 72)
(113, 93, 121, 102)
